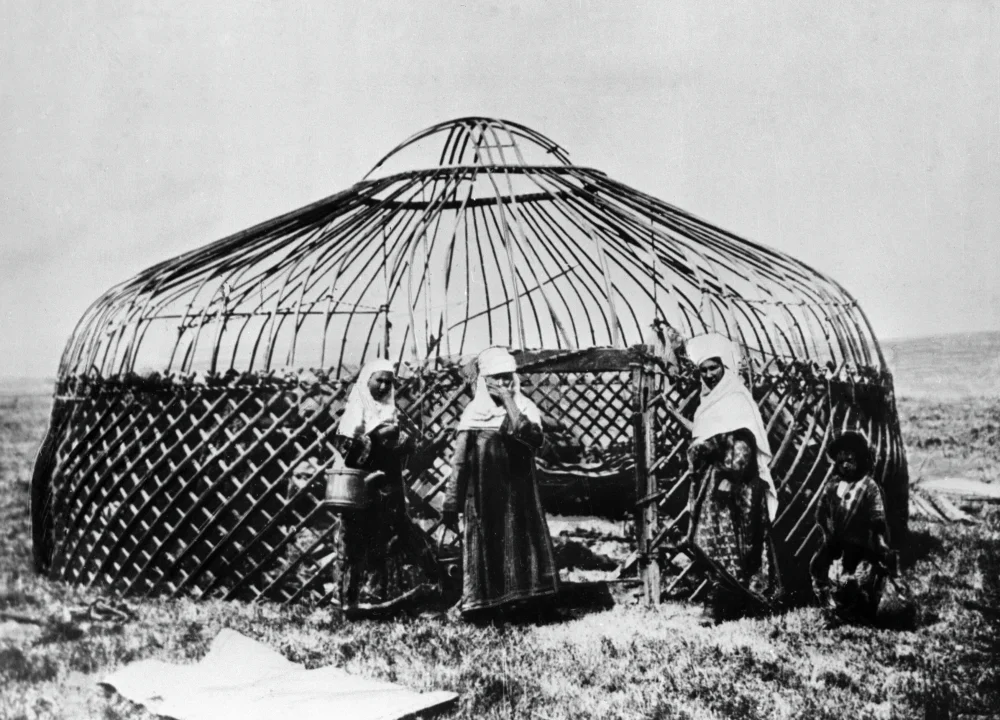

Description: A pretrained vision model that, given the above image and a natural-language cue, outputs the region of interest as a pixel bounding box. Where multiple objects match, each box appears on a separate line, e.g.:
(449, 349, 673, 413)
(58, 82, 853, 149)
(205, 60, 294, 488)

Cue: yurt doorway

(396, 346, 681, 603)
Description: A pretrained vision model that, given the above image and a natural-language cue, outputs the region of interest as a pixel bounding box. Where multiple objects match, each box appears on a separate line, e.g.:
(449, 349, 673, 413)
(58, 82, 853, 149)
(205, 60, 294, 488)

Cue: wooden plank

(911, 488, 980, 523)
(632, 365, 660, 605)
(909, 493, 946, 522)
(918, 478, 1000, 501)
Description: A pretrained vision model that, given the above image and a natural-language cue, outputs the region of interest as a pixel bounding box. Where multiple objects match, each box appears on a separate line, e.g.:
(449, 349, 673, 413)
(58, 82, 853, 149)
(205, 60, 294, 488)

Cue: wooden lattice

(626, 356, 907, 603)
(32, 346, 905, 605)
(35, 376, 354, 603)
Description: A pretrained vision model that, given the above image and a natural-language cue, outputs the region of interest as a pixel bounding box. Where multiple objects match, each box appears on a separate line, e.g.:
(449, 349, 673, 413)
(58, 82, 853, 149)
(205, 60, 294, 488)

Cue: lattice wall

(37, 376, 350, 604)
(634, 357, 908, 603)
(32, 348, 907, 605)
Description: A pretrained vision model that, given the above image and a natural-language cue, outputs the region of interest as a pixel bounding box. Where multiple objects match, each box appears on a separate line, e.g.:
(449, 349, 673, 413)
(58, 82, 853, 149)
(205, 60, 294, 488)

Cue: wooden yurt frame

(31, 118, 908, 605)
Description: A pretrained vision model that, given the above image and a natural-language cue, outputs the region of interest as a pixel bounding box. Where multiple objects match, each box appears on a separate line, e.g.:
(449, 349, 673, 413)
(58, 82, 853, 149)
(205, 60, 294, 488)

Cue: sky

(2, 0, 997, 378)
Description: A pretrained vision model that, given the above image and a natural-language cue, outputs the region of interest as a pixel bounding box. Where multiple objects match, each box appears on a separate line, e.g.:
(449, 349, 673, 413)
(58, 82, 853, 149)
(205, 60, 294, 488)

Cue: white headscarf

(337, 358, 398, 437)
(457, 347, 542, 431)
(687, 333, 778, 520)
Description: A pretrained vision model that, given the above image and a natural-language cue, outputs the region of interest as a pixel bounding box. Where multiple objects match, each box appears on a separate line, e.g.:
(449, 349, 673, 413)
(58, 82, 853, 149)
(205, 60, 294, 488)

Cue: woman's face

(833, 449, 860, 481)
(698, 358, 725, 390)
(485, 372, 515, 402)
(367, 371, 394, 402)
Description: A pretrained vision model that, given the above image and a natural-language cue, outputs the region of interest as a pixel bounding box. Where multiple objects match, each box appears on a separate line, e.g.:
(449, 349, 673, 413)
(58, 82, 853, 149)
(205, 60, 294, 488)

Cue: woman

(443, 347, 559, 620)
(333, 359, 440, 617)
(683, 333, 780, 619)
(810, 431, 896, 624)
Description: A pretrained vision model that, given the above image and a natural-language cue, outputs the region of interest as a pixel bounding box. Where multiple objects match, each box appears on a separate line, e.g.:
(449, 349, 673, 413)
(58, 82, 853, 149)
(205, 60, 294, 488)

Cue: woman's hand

(687, 441, 711, 470)
(484, 377, 508, 400)
(874, 535, 897, 577)
(490, 383, 520, 417)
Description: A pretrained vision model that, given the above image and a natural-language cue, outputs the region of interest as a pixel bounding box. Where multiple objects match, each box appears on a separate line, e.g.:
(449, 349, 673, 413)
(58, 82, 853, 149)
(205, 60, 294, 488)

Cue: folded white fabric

(102, 628, 457, 720)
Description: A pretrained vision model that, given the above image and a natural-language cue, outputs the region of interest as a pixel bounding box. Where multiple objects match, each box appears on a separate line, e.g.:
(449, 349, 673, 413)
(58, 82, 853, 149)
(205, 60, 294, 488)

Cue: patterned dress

(810, 474, 891, 621)
(333, 425, 441, 616)
(688, 428, 775, 616)
(444, 413, 559, 615)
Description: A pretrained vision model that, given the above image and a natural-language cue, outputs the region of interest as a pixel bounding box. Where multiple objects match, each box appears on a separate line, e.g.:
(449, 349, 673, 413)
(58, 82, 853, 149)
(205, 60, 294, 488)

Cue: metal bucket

(324, 467, 370, 509)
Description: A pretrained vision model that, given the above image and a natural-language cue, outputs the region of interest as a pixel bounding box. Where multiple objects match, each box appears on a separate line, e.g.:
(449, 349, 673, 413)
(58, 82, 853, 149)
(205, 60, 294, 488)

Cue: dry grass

(1, 392, 998, 719)
(898, 395, 1000, 481)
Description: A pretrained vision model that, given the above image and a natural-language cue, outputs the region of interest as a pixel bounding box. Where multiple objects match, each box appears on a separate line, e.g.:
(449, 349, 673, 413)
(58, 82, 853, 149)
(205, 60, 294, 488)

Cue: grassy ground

(1, 392, 998, 719)
(899, 395, 1000, 482)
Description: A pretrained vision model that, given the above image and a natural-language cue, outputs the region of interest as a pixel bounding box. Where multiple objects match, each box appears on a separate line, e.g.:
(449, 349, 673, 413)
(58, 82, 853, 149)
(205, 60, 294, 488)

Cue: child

(810, 431, 897, 623)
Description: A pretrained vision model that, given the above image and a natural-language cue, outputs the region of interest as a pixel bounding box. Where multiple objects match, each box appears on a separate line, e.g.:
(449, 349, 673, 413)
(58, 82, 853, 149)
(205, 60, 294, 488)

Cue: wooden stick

(0, 611, 46, 626)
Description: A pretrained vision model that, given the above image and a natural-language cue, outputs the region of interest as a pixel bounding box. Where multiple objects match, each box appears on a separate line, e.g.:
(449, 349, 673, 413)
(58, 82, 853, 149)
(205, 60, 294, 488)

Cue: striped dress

(688, 428, 776, 615)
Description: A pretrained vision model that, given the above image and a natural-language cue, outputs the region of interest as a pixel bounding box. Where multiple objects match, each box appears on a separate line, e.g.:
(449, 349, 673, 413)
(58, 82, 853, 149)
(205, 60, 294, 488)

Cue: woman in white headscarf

(443, 347, 559, 620)
(683, 333, 781, 619)
(333, 359, 440, 617)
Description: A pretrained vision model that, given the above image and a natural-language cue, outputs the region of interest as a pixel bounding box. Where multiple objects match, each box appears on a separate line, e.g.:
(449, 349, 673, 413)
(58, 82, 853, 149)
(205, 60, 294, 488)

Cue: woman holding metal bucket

(332, 359, 440, 618)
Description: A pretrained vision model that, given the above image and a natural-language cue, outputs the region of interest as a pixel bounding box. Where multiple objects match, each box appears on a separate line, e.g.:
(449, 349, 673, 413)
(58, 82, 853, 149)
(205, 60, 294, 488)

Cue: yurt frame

(32, 118, 908, 605)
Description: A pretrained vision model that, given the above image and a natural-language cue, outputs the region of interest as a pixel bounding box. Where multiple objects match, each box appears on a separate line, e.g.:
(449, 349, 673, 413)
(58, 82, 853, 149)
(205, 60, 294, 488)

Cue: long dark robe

(810, 474, 891, 621)
(445, 414, 559, 614)
(688, 428, 777, 617)
(334, 426, 440, 614)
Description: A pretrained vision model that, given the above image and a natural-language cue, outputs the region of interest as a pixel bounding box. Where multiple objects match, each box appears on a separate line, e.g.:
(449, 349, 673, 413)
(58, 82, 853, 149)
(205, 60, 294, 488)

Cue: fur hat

(827, 431, 874, 476)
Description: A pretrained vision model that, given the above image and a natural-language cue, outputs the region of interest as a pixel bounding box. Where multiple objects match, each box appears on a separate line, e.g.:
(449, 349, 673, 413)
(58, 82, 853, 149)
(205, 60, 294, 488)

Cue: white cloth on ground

(101, 628, 457, 720)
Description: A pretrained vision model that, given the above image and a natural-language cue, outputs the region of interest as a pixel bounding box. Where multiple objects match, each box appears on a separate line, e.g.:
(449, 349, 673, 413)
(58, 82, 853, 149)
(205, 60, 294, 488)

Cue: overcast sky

(2, 1, 997, 378)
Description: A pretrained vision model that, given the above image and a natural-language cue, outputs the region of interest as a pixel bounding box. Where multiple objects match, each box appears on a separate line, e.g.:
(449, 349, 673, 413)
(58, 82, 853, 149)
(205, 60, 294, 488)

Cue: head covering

(457, 347, 541, 430)
(828, 431, 874, 477)
(686, 333, 779, 520)
(477, 346, 518, 376)
(338, 358, 398, 437)
(687, 332, 741, 371)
